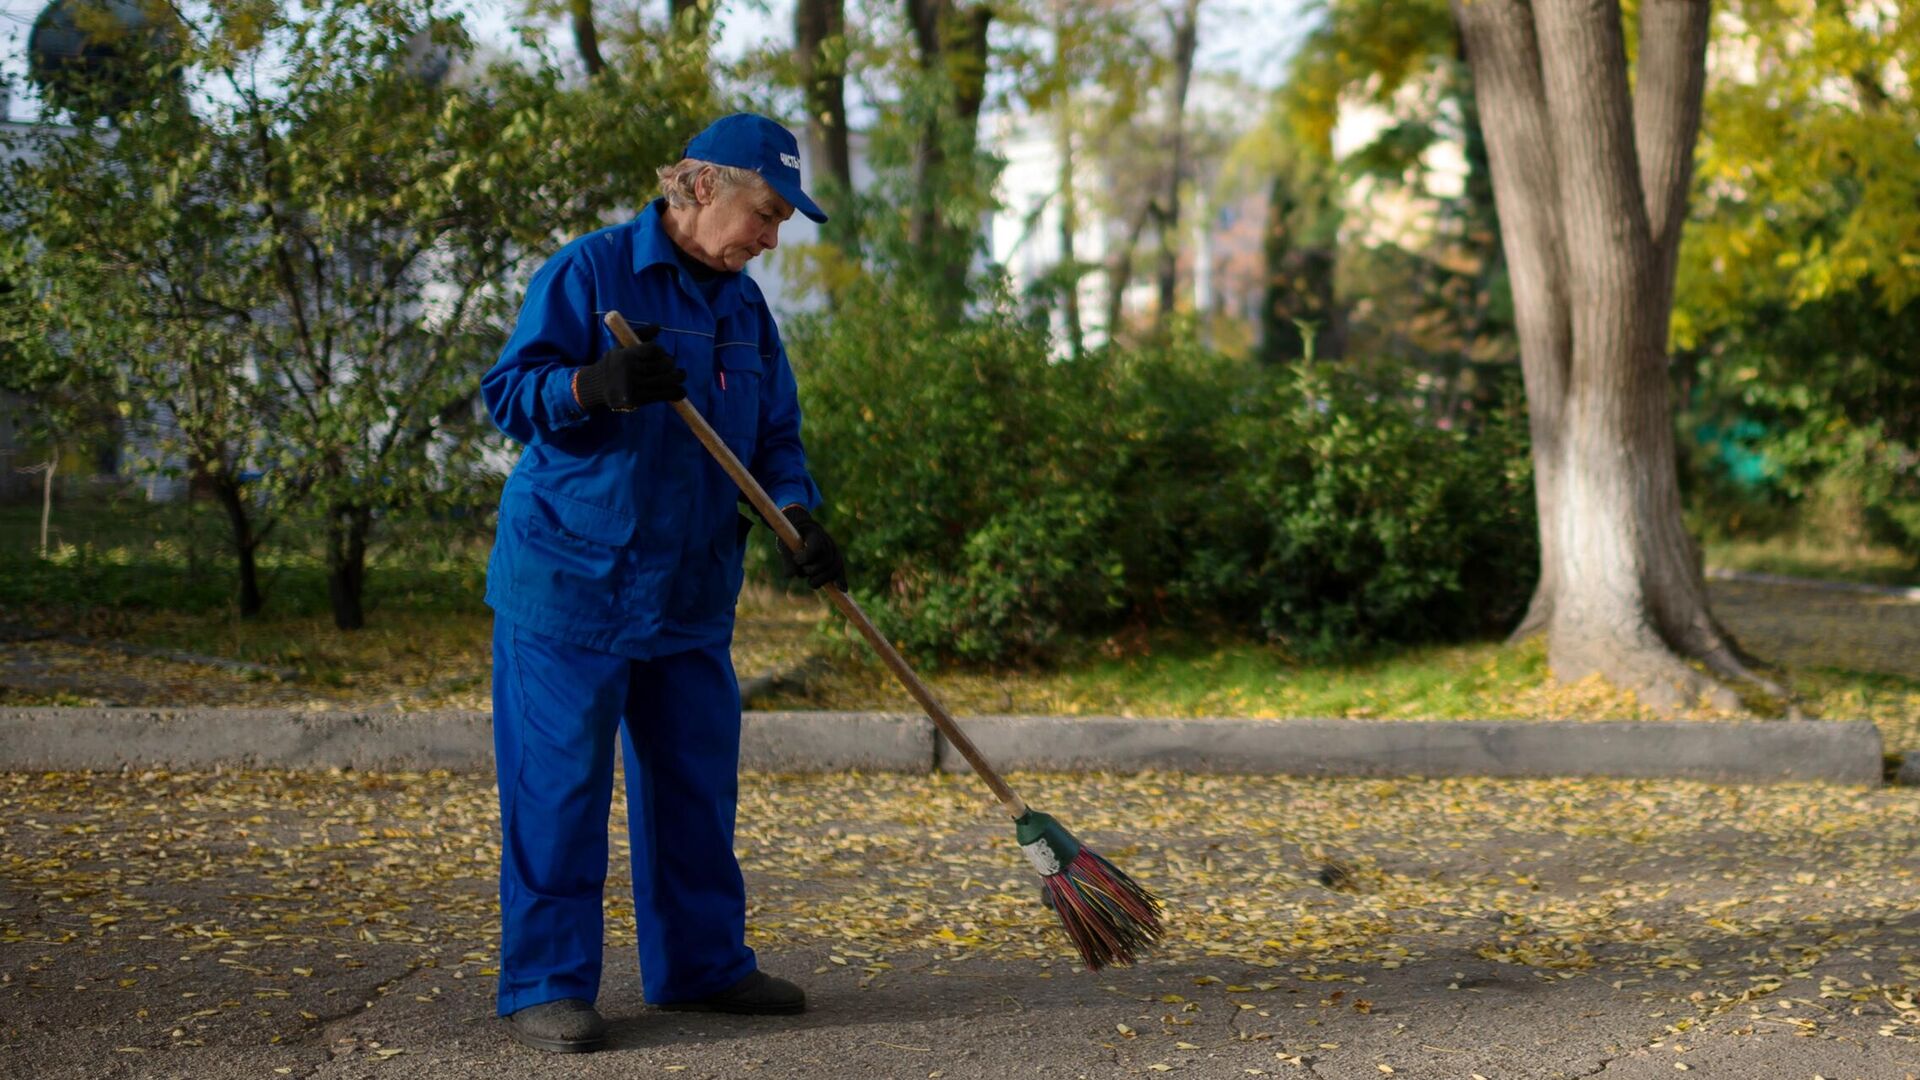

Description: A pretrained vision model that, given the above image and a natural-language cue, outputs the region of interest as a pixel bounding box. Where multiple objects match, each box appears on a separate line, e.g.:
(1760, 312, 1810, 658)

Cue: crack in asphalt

(313, 959, 433, 1059)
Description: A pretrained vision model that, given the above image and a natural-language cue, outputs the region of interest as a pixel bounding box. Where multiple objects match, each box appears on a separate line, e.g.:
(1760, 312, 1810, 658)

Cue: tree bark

(326, 503, 371, 631)
(1103, 199, 1154, 346)
(795, 0, 854, 246)
(1456, 0, 1782, 713)
(1259, 173, 1294, 364)
(569, 0, 607, 77)
(1258, 167, 1339, 365)
(211, 478, 265, 617)
(904, 0, 994, 314)
(906, 0, 956, 251)
(1454, 47, 1511, 370)
(1053, 1, 1083, 358)
(1152, 0, 1201, 332)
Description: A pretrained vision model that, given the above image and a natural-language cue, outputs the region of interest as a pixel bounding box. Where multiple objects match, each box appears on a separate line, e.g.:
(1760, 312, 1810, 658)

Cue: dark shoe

(660, 970, 807, 1015)
(505, 998, 607, 1053)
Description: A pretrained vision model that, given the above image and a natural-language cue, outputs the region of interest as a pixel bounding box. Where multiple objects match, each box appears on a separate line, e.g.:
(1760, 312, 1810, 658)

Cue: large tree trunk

(905, 0, 994, 314)
(795, 0, 854, 247)
(1453, 48, 1511, 390)
(1052, 0, 1083, 359)
(1452, 0, 1571, 642)
(326, 503, 372, 631)
(1152, 0, 1202, 332)
(1455, 0, 1784, 713)
(569, 0, 606, 77)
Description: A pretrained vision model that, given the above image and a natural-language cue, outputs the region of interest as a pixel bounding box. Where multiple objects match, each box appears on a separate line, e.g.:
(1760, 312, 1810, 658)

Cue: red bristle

(1041, 847, 1165, 970)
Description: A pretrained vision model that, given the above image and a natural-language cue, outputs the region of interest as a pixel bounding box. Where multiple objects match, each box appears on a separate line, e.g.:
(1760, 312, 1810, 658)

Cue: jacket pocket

(711, 343, 765, 458)
(503, 481, 638, 615)
(531, 483, 637, 544)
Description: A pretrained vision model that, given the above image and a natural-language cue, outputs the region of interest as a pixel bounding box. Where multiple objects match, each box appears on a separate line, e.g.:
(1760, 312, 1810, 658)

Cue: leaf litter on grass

(761, 581, 1920, 749)
(5, 580, 1919, 751)
(0, 583, 817, 713)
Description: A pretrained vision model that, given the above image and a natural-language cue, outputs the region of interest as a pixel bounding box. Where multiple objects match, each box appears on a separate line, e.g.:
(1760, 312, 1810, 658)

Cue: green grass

(0, 490, 491, 626)
(775, 627, 1677, 722)
(1703, 535, 1919, 589)
(773, 600, 1920, 750)
(0, 489, 492, 683)
(9, 491, 1920, 754)
(1050, 636, 1550, 719)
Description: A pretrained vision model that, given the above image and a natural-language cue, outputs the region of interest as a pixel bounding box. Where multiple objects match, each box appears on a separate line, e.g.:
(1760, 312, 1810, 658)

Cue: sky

(1, 0, 1315, 124)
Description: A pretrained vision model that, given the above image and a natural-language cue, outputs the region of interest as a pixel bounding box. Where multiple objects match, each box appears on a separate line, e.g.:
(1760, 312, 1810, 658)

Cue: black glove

(574, 331, 685, 412)
(778, 505, 847, 591)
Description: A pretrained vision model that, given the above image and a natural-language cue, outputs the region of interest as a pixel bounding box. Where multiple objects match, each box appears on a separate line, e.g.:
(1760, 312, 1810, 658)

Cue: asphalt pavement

(4, 767, 1919, 1079)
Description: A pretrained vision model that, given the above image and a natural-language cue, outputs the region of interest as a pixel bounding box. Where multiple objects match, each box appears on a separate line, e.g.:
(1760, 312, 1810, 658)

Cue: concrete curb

(0, 707, 1886, 786)
(933, 715, 1887, 787)
(0, 709, 496, 772)
(0, 708, 936, 775)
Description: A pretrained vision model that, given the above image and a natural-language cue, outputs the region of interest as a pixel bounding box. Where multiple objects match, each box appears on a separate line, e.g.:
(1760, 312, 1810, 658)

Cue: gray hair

(657, 158, 768, 208)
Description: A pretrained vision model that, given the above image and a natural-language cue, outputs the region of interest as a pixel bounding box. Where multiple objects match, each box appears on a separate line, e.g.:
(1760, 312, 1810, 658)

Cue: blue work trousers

(491, 618, 756, 1016)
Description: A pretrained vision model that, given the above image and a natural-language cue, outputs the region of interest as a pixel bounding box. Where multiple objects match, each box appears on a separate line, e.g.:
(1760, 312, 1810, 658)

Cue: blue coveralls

(480, 198, 821, 1017)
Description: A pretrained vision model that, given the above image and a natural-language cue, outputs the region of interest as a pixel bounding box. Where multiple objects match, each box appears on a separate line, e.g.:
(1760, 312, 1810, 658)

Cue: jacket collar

(630, 198, 763, 321)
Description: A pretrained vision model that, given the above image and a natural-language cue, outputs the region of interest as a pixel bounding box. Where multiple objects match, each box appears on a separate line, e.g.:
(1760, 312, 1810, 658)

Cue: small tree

(5, 94, 291, 613)
(3, 0, 709, 627)
(1674, 0, 1920, 555)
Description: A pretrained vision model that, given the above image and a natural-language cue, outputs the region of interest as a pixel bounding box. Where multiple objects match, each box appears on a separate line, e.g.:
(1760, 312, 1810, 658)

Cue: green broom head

(1016, 808, 1165, 970)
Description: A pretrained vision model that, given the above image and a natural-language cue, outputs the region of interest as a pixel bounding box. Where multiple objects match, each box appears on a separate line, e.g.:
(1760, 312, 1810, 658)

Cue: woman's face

(685, 171, 794, 272)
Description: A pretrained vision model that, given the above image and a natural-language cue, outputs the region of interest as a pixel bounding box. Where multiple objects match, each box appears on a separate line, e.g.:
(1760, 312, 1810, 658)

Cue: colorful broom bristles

(1016, 809, 1165, 970)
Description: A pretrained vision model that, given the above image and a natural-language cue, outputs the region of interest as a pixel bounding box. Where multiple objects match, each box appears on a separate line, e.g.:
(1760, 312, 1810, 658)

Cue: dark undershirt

(670, 238, 735, 308)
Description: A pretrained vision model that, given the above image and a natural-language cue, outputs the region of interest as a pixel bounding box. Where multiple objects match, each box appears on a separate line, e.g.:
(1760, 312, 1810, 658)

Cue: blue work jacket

(481, 199, 822, 659)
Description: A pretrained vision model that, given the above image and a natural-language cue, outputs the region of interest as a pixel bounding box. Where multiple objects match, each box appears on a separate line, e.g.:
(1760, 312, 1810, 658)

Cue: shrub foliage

(786, 281, 1538, 663)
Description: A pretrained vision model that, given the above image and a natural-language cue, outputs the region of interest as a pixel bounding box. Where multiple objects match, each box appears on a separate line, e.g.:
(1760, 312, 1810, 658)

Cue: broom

(605, 311, 1165, 970)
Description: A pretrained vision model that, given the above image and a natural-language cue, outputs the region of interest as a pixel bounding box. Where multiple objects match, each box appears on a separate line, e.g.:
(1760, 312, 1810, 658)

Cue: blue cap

(682, 113, 828, 224)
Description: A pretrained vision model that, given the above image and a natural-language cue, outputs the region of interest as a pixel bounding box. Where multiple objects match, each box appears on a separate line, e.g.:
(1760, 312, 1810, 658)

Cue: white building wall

(747, 131, 881, 322)
(986, 109, 1120, 351)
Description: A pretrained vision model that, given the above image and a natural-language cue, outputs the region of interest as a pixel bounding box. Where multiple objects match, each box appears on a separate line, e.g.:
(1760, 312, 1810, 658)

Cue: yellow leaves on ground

(4, 763, 1920, 1053)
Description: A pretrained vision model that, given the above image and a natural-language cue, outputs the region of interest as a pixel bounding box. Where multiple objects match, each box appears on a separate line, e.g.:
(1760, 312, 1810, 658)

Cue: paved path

(5, 769, 1919, 1078)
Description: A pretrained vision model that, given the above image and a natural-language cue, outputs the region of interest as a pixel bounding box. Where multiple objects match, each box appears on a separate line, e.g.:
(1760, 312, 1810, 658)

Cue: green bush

(785, 283, 1129, 663)
(1801, 422, 1920, 555)
(1118, 356, 1537, 658)
(1681, 394, 1920, 559)
(786, 280, 1538, 664)
(1678, 287, 1920, 558)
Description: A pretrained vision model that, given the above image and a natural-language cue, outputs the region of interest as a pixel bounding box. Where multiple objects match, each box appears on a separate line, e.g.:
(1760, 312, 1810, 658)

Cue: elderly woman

(479, 113, 845, 1053)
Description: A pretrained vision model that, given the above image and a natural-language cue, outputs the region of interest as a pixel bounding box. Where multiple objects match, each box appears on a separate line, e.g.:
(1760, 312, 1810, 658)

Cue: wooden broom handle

(603, 311, 1028, 820)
